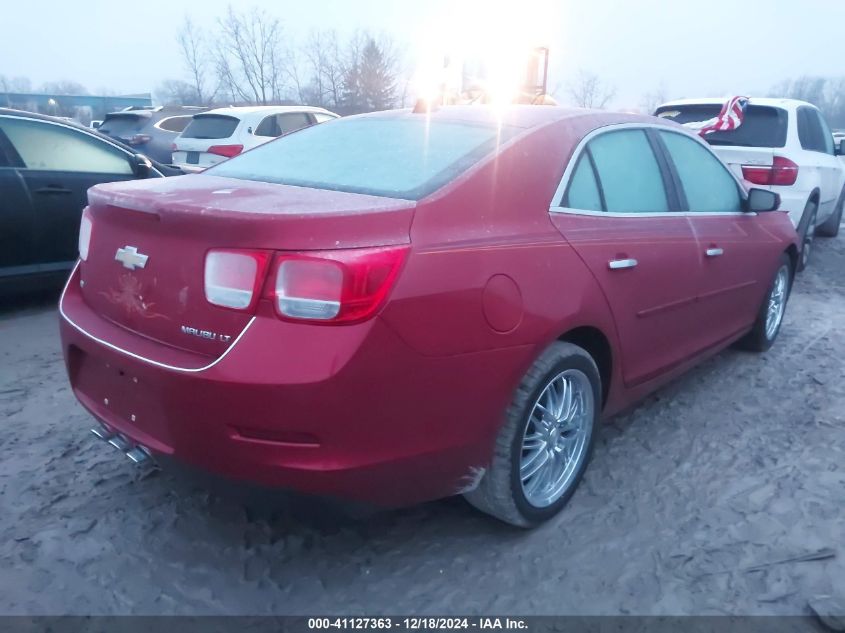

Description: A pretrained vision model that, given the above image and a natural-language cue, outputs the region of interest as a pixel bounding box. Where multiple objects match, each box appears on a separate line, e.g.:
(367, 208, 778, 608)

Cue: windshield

(206, 116, 518, 200)
(655, 104, 788, 148)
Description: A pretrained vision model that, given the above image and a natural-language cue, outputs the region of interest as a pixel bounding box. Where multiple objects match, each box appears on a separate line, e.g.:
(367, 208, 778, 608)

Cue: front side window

(0, 117, 133, 174)
(588, 129, 668, 213)
(659, 131, 742, 212)
(207, 117, 517, 201)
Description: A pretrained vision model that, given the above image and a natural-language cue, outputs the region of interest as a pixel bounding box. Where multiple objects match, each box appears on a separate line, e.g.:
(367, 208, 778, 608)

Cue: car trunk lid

(79, 175, 415, 357)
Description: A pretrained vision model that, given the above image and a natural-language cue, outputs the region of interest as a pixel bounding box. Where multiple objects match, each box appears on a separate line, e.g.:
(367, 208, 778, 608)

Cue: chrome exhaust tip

(90, 424, 114, 441)
(125, 446, 152, 464)
(108, 435, 130, 451)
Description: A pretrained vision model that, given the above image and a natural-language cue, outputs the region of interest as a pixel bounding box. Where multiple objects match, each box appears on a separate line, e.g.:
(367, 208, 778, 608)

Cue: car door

(0, 124, 35, 277)
(798, 107, 840, 218)
(0, 116, 137, 271)
(656, 128, 776, 347)
(548, 126, 704, 387)
(809, 108, 844, 215)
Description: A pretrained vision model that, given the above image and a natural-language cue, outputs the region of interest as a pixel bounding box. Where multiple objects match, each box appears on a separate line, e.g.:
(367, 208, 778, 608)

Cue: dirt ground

(0, 235, 843, 617)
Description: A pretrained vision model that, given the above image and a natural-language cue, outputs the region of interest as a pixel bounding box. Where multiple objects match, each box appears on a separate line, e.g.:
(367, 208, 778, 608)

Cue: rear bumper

(59, 265, 521, 506)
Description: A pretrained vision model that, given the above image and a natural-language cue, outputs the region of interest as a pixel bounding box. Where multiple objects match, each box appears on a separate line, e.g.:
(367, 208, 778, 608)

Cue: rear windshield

(205, 117, 518, 200)
(655, 104, 788, 148)
(98, 114, 148, 136)
(181, 114, 239, 139)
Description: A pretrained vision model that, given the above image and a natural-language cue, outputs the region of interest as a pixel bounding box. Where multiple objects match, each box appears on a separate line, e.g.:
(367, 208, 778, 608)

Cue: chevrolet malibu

(59, 106, 799, 527)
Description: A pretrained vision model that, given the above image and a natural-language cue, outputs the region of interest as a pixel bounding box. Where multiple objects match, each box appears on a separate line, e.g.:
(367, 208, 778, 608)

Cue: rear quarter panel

(380, 118, 625, 412)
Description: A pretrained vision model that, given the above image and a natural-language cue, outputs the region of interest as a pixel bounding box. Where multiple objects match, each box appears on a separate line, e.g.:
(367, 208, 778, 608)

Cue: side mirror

(131, 153, 153, 178)
(836, 139, 845, 156)
(747, 188, 781, 213)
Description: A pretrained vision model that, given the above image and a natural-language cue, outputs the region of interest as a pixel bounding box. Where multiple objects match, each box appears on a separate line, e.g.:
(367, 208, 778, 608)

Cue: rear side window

(798, 107, 834, 154)
(0, 117, 133, 174)
(181, 115, 239, 139)
(207, 117, 517, 201)
(98, 114, 148, 136)
(655, 104, 788, 148)
(659, 131, 742, 213)
(563, 155, 603, 211)
(314, 113, 337, 123)
(255, 112, 313, 138)
(156, 116, 192, 133)
(588, 129, 668, 213)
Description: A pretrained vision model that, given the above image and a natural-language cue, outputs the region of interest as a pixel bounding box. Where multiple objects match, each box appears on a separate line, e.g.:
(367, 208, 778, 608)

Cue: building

(0, 92, 153, 124)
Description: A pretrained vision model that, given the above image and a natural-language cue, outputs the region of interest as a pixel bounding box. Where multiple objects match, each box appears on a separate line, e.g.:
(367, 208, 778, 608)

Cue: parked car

(656, 98, 845, 270)
(97, 106, 207, 164)
(171, 105, 338, 172)
(60, 106, 798, 527)
(0, 108, 181, 294)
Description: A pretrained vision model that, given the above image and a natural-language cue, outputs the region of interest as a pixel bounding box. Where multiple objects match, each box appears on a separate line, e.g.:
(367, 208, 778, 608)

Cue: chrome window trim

(0, 113, 165, 177)
(548, 122, 751, 218)
(59, 262, 255, 374)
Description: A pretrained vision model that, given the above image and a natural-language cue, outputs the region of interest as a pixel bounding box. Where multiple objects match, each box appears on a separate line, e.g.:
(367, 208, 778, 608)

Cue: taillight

(78, 208, 93, 261)
(170, 143, 177, 151)
(128, 134, 151, 145)
(742, 156, 798, 186)
(204, 249, 270, 311)
(272, 246, 408, 324)
(207, 144, 244, 158)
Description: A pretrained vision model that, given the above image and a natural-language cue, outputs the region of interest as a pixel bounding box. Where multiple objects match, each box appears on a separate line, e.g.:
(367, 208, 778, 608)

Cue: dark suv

(97, 106, 207, 164)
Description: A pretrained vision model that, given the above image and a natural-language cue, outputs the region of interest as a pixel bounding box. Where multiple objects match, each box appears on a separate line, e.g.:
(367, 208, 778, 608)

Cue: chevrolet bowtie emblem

(114, 246, 149, 271)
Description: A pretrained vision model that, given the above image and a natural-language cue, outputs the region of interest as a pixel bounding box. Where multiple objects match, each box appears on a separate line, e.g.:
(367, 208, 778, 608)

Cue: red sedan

(59, 106, 798, 526)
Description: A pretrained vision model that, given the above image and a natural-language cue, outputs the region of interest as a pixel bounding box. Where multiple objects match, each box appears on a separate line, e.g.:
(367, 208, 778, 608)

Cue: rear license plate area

(73, 349, 173, 448)
(186, 151, 199, 164)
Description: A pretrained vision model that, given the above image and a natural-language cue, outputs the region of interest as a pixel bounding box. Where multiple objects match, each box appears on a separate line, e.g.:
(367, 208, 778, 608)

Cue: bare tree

(640, 84, 668, 114)
(214, 5, 286, 105)
(299, 30, 345, 108)
(40, 80, 88, 95)
(177, 16, 214, 104)
(567, 70, 615, 109)
(157, 79, 202, 105)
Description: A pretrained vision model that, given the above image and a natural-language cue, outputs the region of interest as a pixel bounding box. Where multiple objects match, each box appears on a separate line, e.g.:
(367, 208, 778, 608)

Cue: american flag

(693, 96, 750, 136)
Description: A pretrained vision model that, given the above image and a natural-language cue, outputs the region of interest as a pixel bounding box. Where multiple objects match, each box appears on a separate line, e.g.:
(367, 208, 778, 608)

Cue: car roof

(351, 105, 664, 132)
(657, 97, 816, 111)
(199, 105, 338, 119)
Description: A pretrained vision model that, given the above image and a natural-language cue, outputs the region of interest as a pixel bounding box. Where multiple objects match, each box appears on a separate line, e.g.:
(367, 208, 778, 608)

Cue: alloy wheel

(519, 369, 594, 508)
(765, 265, 789, 341)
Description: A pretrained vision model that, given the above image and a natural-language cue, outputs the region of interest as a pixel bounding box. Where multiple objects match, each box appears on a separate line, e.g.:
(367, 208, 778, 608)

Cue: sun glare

(411, 0, 560, 107)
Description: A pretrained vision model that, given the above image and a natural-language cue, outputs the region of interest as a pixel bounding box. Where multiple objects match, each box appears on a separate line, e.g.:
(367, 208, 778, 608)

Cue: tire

(737, 253, 792, 353)
(817, 190, 844, 237)
(798, 201, 818, 272)
(464, 342, 601, 527)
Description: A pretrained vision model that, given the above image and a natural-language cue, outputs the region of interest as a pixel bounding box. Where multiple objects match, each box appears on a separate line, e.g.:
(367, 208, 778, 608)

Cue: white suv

(172, 105, 338, 173)
(656, 98, 845, 269)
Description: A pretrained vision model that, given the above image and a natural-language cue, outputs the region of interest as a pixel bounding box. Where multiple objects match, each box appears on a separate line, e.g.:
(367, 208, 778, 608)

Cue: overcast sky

(2, 0, 843, 109)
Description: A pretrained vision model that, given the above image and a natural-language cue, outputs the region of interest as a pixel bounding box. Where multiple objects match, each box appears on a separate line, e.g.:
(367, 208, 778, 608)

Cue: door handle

(608, 258, 638, 270)
(34, 186, 73, 195)
(705, 247, 724, 257)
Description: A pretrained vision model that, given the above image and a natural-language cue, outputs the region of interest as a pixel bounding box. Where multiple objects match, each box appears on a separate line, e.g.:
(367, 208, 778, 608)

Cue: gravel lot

(1, 234, 843, 617)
